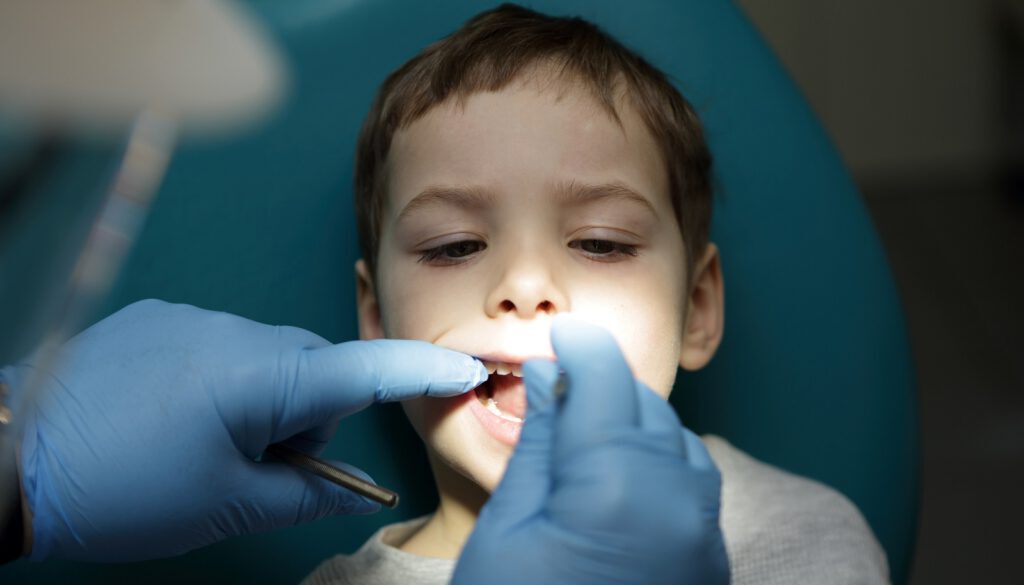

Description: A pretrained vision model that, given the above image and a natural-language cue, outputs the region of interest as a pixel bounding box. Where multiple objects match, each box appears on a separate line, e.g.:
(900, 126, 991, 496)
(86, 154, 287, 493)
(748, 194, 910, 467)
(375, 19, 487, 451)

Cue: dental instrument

(265, 444, 400, 509)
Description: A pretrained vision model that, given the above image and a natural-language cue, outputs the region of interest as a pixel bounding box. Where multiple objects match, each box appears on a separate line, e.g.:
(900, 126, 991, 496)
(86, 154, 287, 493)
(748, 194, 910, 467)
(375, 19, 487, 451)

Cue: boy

(304, 4, 888, 584)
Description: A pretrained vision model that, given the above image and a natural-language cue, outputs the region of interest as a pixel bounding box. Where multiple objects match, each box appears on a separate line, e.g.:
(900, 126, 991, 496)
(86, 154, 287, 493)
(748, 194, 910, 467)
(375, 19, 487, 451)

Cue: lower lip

(464, 383, 524, 447)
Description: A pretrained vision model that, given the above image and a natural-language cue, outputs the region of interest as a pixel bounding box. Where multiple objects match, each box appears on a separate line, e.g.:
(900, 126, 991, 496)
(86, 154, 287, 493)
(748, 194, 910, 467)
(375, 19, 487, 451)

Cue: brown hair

(355, 3, 712, 286)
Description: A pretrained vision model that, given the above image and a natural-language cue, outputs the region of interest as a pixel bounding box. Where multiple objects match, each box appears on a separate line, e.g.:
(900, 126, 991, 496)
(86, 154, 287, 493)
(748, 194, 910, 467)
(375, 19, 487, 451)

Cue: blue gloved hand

(0, 299, 486, 562)
(452, 316, 729, 585)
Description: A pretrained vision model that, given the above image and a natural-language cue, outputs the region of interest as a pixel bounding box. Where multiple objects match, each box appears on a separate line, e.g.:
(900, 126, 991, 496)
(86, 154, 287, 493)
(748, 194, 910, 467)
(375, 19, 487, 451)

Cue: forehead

(384, 75, 671, 216)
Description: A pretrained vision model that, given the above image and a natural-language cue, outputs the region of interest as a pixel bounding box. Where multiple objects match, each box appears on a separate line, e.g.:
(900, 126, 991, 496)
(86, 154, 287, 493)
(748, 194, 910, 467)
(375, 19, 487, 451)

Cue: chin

(470, 453, 512, 494)
(437, 427, 515, 495)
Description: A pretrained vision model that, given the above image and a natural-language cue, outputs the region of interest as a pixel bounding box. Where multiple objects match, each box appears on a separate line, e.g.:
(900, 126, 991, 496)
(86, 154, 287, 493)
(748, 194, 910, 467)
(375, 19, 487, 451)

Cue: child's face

(357, 76, 720, 492)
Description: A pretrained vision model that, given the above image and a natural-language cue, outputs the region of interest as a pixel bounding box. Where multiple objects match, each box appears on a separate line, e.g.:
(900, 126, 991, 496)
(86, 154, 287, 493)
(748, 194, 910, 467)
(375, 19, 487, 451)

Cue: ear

(679, 243, 725, 371)
(355, 259, 385, 340)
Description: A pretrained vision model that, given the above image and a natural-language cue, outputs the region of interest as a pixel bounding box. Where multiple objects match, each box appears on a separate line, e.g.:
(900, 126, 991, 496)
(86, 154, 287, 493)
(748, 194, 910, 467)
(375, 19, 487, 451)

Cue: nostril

(499, 299, 515, 312)
(538, 300, 554, 313)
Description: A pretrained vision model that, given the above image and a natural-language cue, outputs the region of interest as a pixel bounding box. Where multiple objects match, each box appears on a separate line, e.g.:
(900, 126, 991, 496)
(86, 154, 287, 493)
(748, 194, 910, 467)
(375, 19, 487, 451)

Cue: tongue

(490, 374, 527, 419)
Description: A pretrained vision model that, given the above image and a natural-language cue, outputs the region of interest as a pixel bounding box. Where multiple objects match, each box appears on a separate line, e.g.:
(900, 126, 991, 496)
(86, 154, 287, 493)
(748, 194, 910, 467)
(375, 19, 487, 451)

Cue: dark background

(737, 1, 1024, 583)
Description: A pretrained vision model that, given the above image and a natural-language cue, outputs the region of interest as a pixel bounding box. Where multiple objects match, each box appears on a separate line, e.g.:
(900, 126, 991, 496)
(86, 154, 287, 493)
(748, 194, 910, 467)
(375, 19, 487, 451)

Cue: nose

(485, 250, 568, 319)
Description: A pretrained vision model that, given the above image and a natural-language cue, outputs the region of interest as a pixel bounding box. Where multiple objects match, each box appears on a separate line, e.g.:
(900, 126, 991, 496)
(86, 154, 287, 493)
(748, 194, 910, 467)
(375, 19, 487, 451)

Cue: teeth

(486, 398, 524, 423)
(480, 359, 523, 378)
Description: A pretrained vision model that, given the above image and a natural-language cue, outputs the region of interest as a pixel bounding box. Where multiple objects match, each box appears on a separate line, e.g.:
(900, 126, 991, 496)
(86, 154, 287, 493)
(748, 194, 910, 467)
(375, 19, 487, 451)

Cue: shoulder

(702, 435, 891, 585)
(300, 517, 454, 585)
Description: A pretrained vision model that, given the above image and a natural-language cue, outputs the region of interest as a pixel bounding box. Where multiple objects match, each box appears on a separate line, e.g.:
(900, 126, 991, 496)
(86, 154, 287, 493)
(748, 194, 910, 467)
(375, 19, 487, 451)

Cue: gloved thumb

(478, 359, 560, 530)
(231, 458, 381, 536)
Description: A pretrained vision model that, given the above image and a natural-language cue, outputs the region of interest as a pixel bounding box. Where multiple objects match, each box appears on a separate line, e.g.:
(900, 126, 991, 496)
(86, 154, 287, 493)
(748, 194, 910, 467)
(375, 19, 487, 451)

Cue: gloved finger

(245, 458, 382, 528)
(634, 382, 713, 467)
(636, 382, 687, 455)
(481, 359, 560, 529)
(524, 359, 561, 410)
(270, 339, 487, 444)
(308, 339, 487, 403)
(283, 419, 340, 457)
(550, 316, 639, 460)
(681, 425, 715, 471)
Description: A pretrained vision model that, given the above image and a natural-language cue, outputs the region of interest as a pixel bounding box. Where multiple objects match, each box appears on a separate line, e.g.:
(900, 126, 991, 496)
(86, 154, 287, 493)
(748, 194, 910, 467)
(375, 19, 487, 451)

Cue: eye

(569, 239, 639, 262)
(418, 240, 486, 265)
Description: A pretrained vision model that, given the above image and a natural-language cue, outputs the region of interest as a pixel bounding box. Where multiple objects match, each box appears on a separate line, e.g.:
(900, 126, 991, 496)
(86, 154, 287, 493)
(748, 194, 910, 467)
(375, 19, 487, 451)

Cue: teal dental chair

(2, 0, 918, 583)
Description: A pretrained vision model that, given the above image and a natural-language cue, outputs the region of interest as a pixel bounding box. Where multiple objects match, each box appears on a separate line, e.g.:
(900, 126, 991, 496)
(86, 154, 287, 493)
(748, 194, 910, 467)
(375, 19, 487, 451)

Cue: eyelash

(417, 238, 639, 266)
(569, 239, 639, 262)
(418, 240, 487, 265)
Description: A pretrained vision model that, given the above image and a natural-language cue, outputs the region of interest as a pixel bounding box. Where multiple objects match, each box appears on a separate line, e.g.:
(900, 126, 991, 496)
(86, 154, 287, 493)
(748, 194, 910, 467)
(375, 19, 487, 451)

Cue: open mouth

(474, 359, 527, 423)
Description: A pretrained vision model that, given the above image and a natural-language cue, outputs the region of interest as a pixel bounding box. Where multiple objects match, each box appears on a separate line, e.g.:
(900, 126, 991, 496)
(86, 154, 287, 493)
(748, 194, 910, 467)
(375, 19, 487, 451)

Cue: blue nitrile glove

(452, 316, 729, 585)
(0, 299, 486, 562)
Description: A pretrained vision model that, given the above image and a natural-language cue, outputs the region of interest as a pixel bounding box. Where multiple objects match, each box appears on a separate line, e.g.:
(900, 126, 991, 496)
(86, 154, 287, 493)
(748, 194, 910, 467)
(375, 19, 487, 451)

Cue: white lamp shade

(0, 0, 287, 137)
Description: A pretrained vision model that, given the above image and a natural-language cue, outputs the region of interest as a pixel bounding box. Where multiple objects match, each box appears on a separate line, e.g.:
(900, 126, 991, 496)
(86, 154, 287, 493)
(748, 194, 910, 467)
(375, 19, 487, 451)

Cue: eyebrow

(553, 180, 657, 216)
(396, 185, 495, 223)
(395, 180, 657, 222)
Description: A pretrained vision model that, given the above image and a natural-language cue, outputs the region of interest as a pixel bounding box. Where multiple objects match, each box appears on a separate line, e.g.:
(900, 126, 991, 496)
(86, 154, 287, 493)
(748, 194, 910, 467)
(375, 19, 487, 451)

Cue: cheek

(569, 276, 684, 396)
(401, 396, 476, 461)
(400, 397, 452, 442)
(400, 398, 426, 436)
(378, 263, 473, 338)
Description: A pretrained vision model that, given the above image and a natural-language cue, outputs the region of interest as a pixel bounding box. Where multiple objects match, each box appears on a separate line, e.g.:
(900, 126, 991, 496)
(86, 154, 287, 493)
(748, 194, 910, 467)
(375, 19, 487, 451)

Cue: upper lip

(473, 353, 554, 379)
(472, 352, 554, 365)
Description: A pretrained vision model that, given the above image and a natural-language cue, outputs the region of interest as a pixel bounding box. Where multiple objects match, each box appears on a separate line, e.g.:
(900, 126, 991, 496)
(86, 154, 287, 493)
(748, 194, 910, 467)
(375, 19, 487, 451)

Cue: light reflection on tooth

(478, 358, 526, 378)
(486, 397, 524, 423)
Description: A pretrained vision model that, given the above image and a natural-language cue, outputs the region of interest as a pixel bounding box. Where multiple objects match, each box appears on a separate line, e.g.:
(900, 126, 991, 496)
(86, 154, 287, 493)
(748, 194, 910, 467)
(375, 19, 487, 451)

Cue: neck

(398, 451, 488, 559)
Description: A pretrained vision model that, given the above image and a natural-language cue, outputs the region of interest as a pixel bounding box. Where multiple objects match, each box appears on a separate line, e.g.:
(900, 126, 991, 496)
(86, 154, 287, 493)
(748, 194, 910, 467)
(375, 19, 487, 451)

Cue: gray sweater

(302, 435, 890, 585)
